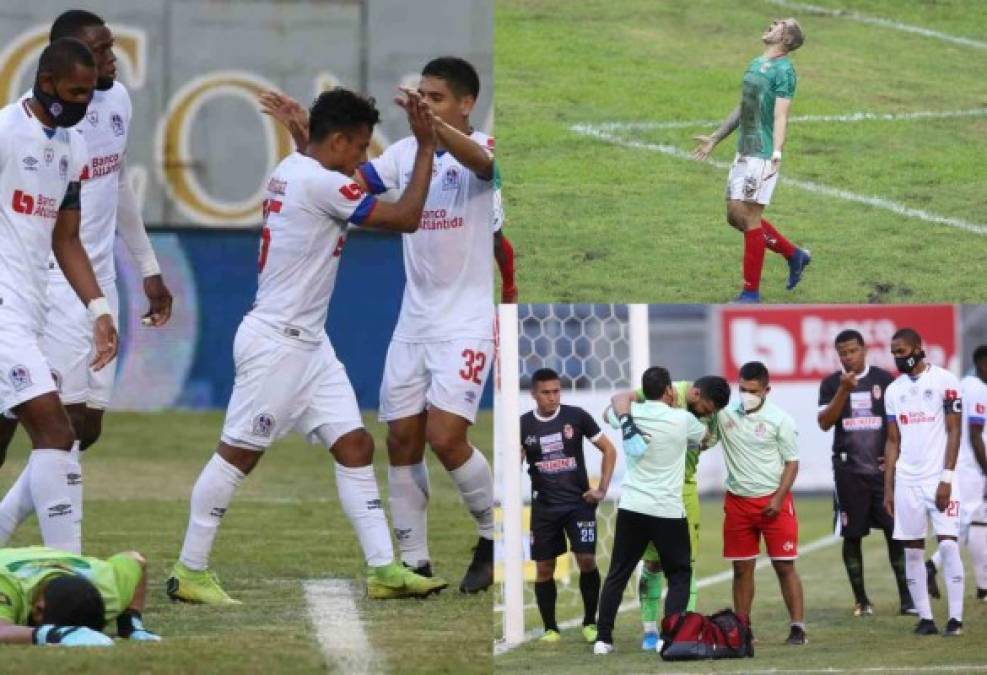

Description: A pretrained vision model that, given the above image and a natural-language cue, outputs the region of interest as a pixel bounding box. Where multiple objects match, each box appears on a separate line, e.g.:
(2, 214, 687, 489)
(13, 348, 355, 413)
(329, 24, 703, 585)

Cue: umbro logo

(66, 472, 82, 486)
(366, 499, 382, 511)
(47, 503, 72, 518)
(22, 156, 38, 171)
(209, 507, 227, 518)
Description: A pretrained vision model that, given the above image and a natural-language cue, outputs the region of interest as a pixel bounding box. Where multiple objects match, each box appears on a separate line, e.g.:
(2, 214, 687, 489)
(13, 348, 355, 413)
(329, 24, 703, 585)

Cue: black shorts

(529, 501, 597, 561)
(833, 467, 893, 538)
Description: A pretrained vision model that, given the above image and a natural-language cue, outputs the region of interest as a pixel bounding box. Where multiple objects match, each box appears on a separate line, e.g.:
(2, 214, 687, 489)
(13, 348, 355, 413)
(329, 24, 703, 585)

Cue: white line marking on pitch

(594, 107, 987, 131)
(767, 0, 987, 50)
(303, 579, 379, 673)
(569, 123, 987, 237)
(494, 533, 839, 655)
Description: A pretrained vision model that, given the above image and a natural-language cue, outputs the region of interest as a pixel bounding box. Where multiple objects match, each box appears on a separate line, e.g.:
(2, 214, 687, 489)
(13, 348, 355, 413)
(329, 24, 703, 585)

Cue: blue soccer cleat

(642, 631, 659, 651)
(733, 290, 761, 304)
(786, 248, 811, 290)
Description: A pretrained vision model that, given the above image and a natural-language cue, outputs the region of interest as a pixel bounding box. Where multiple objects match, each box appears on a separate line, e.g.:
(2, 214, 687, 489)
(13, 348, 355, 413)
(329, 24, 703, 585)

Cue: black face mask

(33, 78, 91, 128)
(895, 349, 925, 374)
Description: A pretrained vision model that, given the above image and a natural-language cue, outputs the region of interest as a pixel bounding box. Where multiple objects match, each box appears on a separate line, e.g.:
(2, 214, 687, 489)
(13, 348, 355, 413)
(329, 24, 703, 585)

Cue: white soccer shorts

(378, 338, 494, 425)
(725, 154, 779, 205)
(0, 324, 58, 413)
(892, 480, 961, 540)
(220, 318, 364, 452)
(41, 279, 119, 409)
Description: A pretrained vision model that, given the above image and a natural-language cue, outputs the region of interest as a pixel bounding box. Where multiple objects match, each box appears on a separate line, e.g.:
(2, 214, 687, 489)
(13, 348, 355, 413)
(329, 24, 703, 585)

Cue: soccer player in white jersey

(166, 87, 446, 604)
(0, 39, 118, 555)
(0, 9, 172, 546)
(260, 58, 499, 592)
(928, 345, 987, 602)
(884, 328, 965, 636)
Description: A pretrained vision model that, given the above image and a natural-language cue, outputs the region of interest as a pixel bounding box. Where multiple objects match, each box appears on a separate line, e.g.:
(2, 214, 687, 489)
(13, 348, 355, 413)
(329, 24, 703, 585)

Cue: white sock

(0, 461, 35, 545)
(643, 620, 657, 634)
(179, 453, 245, 571)
(335, 463, 394, 568)
(449, 448, 494, 540)
(967, 524, 987, 589)
(931, 549, 942, 570)
(905, 547, 933, 620)
(29, 448, 82, 554)
(939, 539, 965, 621)
(388, 462, 430, 566)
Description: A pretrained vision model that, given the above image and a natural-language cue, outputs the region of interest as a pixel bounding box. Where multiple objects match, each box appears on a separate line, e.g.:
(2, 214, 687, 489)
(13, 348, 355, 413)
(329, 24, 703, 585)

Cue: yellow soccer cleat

(539, 629, 561, 643)
(366, 562, 448, 599)
(582, 624, 598, 643)
(166, 562, 242, 606)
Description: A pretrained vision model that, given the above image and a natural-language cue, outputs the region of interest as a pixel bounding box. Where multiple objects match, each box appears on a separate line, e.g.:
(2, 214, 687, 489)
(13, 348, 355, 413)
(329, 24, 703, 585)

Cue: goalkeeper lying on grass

(0, 546, 159, 646)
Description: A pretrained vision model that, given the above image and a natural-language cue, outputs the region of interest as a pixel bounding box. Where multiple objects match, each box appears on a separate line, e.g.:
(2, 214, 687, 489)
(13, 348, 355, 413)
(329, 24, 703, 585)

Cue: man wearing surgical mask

(710, 361, 805, 645)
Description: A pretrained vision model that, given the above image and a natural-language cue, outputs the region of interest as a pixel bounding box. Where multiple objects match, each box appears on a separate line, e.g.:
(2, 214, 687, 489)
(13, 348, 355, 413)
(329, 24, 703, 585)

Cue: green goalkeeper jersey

(0, 547, 140, 625)
(636, 381, 714, 487)
(737, 55, 797, 159)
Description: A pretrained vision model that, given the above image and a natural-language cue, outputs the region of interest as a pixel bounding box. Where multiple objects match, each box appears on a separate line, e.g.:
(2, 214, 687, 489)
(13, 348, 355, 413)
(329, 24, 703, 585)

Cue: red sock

(743, 228, 766, 293)
(760, 218, 797, 259)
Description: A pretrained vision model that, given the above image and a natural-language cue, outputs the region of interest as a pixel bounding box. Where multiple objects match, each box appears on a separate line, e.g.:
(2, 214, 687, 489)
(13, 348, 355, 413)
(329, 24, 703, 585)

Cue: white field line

(767, 0, 987, 50)
(494, 533, 839, 656)
(592, 107, 987, 132)
(569, 123, 987, 237)
(303, 579, 379, 674)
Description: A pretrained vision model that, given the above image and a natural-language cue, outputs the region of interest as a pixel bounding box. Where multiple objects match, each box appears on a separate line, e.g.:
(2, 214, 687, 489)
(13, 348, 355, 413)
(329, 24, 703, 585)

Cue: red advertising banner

(719, 305, 957, 382)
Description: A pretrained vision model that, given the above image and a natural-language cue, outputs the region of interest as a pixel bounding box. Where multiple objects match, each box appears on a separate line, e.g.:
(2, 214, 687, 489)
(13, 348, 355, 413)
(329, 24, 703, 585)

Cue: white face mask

(740, 391, 762, 412)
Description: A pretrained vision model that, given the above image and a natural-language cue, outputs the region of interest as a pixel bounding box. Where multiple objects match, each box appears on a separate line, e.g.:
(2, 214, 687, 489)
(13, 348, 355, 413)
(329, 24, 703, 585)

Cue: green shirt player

(0, 546, 158, 646)
(693, 18, 809, 303)
(607, 376, 731, 650)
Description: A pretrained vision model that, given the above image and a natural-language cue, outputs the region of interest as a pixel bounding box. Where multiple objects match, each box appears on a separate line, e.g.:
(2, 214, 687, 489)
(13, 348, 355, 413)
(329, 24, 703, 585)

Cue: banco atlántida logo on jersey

(10, 189, 59, 220)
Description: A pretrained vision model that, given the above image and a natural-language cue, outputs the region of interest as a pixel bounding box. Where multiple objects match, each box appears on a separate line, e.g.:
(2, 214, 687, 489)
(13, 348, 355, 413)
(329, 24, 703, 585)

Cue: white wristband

(771, 150, 782, 161)
(87, 297, 111, 322)
(940, 469, 954, 484)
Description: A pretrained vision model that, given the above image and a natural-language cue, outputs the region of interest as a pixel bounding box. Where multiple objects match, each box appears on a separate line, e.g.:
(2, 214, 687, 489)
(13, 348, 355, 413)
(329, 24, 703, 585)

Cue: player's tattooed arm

(52, 206, 119, 371)
(259, 90, 310, 151)
(883, 420, 901, 517)
(359, 89, 436, 233)
(693, 105, 740, 160)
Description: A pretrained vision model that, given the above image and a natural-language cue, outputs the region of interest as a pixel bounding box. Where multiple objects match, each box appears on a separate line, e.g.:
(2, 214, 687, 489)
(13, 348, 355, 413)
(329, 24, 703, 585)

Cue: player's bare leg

(116, 552, 161, 641)
(727, 200, 766, 303)
(424, 407, 494, 593)
(0, 415, 17, 470)
(9, 392, 82, 553)
(76, 406, 106, 451)
(574, 552, 601, 642)
(386, 412, 431, 574)
(934, 534, 964, 636)
(772, 560, 806, 644)
(903, 539, 939, 634)
(732, 559, 756, 619)
(534, 559, 560, 641)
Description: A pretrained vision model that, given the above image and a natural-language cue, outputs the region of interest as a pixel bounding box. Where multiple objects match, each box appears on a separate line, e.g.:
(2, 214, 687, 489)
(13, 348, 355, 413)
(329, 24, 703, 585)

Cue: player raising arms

(0, 39, 117, 555)
(692, 18, 810, 303)
(0, 8, 172, 546)
(520, 368, 617, 644)
(884, 329, 965, 636)
(261, 57, 502, 592)
(166, 87, 445, 605)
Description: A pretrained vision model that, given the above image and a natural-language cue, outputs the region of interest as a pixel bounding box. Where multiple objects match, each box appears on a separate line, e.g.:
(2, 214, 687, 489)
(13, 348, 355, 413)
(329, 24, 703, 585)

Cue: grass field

(496, 0, 987, 303)
(0, 411, 492, 674)
(495, 494, 987, 672)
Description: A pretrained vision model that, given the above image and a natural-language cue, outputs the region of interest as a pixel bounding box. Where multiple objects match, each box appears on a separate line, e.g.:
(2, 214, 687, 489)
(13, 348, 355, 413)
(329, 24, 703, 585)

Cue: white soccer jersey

(958, 374, 987, 474)
(24, 83, 132, 285)
(0, 98, 87, 334)
(360, 132, 495, 343)
(885, 365, 963, 486)
(246, 152, 377, 343)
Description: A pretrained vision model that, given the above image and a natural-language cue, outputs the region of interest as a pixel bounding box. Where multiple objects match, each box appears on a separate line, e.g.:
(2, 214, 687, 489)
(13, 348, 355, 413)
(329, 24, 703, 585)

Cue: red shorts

(723, 491, 799, 560)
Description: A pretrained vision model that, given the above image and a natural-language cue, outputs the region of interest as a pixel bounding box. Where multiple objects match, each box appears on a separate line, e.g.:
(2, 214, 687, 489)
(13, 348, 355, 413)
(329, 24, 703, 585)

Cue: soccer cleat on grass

(732, 290, 761, 304)
(785, 625, 807, 645)
(914, 619, 939, 635)
(977, 588, 987, 601)
(592, 640, 614, 655)
(366, 562, 448, 599)
(900, 599, 918, 616)
(166, 562, 242, 605)
(786, 248, 811, 290)
(539, 629, 561, 643)
(582, 624, 598, 643)
(641, 631, 659, 651)
(853, 602, 874, 617)
(943, 618, 963, 637)
(459, 537, 493, 593)
(403, 561, 433, 578)
(926, 560, 941, 599)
